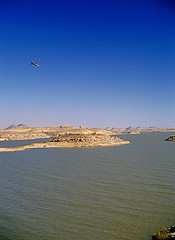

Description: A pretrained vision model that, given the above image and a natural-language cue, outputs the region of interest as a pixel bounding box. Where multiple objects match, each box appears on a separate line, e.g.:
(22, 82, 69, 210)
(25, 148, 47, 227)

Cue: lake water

(0, 132, 175, 240)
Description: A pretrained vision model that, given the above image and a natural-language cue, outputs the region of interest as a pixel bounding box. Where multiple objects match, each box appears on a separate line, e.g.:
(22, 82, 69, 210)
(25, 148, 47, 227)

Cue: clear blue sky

(0, 0, 175, 129)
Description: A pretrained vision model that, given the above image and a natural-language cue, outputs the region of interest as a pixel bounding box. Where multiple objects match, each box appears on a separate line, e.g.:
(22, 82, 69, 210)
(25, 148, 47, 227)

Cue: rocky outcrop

(5, 124, 17, 129)
(5, 124, 28, 129)
(128, 130, 140, 134)
(152, 225, 175, 240)
(17, 124, 29, 128)
(49, 134, 129, 146)
(0, 134, 130, 152)
(165, 136, 175, 141)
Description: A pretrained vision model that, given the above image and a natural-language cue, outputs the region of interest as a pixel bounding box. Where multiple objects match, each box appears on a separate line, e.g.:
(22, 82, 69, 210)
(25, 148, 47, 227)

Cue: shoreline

(0, 126, 173, 152)
(0, 140, 130, 152)
(0, 126, 174, 142)
(0, 133, 130, 152)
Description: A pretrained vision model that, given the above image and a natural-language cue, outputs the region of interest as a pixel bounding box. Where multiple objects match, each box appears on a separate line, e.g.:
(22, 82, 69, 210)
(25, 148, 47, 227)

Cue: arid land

(0, 126, 130, 152)
(0, 126, 174, 152)
(0, 126, 117, 142)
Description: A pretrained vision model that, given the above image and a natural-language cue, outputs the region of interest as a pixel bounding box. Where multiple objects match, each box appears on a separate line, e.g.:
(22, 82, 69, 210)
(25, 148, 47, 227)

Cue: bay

(0, 132, 175, 239)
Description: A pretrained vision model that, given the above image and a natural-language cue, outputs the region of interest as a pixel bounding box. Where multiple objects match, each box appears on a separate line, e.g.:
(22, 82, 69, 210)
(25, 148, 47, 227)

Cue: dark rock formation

(5, 124, 17, 129)
(165, 136, 175, 141)
(5, 124, 28, 129)
(168, 226, 175, 234)
(126, 126, 133, 130)
(152, 225, 175, 240)
(16, 124, 28, 128)
(49, 133, 128, 146)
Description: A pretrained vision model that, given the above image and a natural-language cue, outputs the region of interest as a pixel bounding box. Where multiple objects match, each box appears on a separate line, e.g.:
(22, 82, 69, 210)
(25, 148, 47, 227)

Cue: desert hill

(6, 124, 29, 129)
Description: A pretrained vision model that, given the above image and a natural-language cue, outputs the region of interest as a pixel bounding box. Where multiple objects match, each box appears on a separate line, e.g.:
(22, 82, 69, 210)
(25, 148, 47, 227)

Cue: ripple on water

(0, 132, 175, 240)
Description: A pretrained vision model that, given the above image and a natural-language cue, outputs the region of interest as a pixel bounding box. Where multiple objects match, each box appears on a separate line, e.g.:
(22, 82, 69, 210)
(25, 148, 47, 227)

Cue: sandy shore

(0, 141, 130, 152)
(0, 134, 130, 152)
(0, 125, 174, 152)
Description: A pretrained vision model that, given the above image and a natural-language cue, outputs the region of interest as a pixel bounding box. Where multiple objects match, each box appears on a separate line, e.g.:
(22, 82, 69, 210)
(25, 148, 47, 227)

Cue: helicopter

(30, 59, 40, 67)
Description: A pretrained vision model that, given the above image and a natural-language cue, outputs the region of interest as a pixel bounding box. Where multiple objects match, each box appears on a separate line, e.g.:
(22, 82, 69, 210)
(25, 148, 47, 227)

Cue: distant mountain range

(126, 126, 158, 130)
(5, 124, 29, 129)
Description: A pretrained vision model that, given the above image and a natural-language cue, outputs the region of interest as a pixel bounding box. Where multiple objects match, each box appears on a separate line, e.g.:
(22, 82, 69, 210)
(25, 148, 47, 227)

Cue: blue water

(0, 138, 50, 148)
(0, 132, 174, 239)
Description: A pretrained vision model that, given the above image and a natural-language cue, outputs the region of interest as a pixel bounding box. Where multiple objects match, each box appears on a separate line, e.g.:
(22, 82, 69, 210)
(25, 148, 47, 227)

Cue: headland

(0, 126, 130, 152)
(0, 125, 174, 152)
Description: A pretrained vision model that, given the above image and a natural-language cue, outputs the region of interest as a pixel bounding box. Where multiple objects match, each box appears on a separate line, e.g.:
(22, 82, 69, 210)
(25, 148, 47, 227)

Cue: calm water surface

(0, 132, 175, 240)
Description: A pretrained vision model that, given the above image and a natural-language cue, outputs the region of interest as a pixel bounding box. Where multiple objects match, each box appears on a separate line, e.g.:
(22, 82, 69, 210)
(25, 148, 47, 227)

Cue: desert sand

(1, 126, 174, 152)
(0, 126, 115, 141)
(0, 127, 130, 152)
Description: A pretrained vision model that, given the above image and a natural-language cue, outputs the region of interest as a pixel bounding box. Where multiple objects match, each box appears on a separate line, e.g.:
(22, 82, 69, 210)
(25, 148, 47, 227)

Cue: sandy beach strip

(0, 140, 130, 152)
